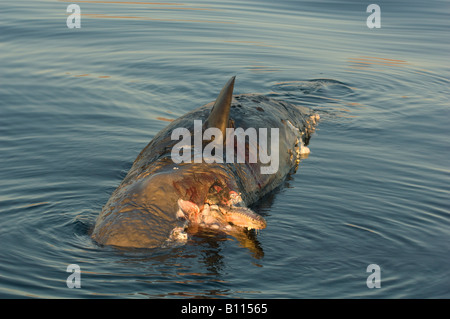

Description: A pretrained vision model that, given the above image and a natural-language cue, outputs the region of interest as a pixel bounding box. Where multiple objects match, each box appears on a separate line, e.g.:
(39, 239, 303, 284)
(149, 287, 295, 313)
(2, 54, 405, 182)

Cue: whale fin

(204, 76, 235, 139)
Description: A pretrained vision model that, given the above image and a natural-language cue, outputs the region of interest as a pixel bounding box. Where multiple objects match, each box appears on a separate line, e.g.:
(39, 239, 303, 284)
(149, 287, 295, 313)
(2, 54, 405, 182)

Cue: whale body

(91, 77, 319, 249)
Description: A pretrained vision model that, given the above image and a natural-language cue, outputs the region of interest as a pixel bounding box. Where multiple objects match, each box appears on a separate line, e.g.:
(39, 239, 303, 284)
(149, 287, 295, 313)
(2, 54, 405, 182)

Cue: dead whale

(91, 76, 319, 249)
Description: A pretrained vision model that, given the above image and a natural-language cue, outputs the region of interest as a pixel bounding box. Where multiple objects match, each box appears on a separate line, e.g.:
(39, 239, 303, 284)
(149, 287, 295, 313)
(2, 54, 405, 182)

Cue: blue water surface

(0, 0, 449, 298)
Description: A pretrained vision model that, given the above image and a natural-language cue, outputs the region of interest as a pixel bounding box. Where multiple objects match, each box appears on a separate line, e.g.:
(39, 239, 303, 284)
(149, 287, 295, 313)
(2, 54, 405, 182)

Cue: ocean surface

(0, 0, 449, 298)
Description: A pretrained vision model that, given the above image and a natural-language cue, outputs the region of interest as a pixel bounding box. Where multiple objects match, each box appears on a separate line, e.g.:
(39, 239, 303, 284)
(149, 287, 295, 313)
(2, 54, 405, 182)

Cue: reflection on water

(348, 56, 409, 69)
(58, 0, 203, 7)
(61, 0, 229, 24)
(82, 13, 233, 24)
(156, 116, 174, 122)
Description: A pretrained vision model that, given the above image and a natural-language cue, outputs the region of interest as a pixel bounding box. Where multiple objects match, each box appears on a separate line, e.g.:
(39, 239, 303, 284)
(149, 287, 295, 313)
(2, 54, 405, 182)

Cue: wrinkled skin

(91, 94, 319, 251)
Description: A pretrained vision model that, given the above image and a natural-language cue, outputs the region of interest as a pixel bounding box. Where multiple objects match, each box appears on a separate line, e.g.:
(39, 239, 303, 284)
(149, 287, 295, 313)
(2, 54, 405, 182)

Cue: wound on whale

(91, 76, 319, 250)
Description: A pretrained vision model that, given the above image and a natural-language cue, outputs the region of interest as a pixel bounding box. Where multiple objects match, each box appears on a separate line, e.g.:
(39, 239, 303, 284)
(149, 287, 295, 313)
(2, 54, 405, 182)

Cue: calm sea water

(0, 0, 449, 298)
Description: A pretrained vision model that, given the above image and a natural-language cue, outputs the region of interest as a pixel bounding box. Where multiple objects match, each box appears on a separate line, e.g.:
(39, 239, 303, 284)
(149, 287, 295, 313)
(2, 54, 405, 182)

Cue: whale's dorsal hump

(204, 76, 235, 137)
